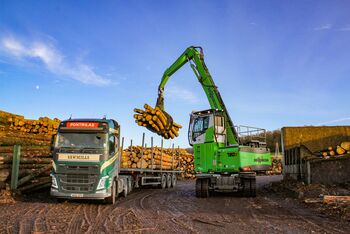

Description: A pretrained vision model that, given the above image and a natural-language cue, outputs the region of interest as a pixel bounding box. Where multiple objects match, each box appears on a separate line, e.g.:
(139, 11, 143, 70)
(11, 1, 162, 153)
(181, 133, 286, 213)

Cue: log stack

(7, 116, 60, 136)
(319, 141, 350, 159)
(0, 110, 58, 193)
(177, 149, 195, 179)
(0, 146, 52, 193)
(122, 146, 179, 170)
(133, 104, 182, 139)
(266, 155, 282, 175)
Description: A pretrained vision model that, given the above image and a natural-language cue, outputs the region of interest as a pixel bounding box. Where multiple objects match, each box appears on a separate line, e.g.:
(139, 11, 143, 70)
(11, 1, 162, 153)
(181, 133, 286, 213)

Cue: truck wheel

(105, 180, 117, 204)
(166, 174, 172, 188)
(201, 179, 209, 198)
(171, 174, 177, 188)
(195, 179, 202, 198)
(160, 174, 167, 189)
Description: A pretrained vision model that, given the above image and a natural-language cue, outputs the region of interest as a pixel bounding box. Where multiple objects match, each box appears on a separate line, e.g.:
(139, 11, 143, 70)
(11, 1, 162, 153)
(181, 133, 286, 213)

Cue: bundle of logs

(122, 146, 179, 170)
(0, 146, 52, 193)
(121, 146, 196, 179)
(8, 116, 60, 136)
(133, 104, 182, 139)
(319, 141, 350, 159)
(177, 149, 195, 179)
(266, 156, 282, 175)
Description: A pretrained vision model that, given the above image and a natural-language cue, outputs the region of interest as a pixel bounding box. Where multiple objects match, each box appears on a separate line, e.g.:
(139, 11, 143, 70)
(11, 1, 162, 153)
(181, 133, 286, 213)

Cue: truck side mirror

(50, 134, 56, 153)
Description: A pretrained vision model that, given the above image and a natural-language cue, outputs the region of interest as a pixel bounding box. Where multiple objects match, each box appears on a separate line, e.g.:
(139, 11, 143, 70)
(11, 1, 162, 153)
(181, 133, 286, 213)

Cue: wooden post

(119, 137, 124, 173)
(140, 133, 145, 171)
(151, 137, 154, 170)
(160, 138, 163, 172)
(10, 145, 21, 190)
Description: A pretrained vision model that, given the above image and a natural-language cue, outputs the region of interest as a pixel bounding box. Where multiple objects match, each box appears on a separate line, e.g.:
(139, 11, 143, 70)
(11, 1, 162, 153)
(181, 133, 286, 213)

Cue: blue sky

(0, 0, 349, 147)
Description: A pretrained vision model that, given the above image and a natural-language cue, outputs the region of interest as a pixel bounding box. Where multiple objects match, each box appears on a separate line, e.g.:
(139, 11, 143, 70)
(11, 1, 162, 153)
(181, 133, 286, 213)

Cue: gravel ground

(0, 175, 349, 234)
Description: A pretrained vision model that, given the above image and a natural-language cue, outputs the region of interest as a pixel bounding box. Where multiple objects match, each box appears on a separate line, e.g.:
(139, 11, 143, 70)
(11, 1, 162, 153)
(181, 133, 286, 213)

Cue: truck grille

(59, 174, 97, 193)
(57, 164, 99, 174)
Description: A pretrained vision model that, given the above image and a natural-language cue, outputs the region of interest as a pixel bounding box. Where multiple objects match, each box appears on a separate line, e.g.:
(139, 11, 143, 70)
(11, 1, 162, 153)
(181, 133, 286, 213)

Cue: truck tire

(171, 174, 177, 188)
(160, 174, 167, 189)
(166, 174, 172, 188)
(250, 177, 256, 197)
(241, 177, 256, 197)
(201, 179, 209, 198)
(195, 179, 202, 198)
(128, 177, 133, 193)
(123, 182, 128, 198)
(105, 180, 117, 204)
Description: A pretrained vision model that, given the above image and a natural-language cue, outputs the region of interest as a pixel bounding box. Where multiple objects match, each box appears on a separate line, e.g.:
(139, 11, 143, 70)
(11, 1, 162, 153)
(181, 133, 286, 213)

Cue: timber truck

(50, 119, 180, 204)
(153, 46, 271, 197)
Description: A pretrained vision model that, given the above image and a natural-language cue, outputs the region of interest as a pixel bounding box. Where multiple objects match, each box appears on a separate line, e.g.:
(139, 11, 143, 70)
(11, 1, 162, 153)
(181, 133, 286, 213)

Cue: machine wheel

(242, 177, 256, 197)
(201, 179, 209, 198)
(171, 174, 177, 188)
(160, 174, 167, 189)
(195, 179, 202, 198)
(166, 174, 172, 188)
(105, 180, 117, 204)
(250, 177, 256, 197)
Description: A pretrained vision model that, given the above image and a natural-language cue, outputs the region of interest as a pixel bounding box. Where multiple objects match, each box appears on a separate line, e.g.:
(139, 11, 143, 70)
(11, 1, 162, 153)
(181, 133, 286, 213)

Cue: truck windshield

(55, 132, 107, 149)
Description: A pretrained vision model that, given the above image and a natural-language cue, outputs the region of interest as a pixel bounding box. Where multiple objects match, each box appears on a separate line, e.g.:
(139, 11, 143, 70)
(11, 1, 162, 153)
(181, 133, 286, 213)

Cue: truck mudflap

(50, 188, 111, 200)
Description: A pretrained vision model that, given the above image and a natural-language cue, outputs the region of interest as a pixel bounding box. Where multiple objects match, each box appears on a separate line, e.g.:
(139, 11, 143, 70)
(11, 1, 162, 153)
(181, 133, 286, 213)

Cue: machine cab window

(193, 116, 209, 138)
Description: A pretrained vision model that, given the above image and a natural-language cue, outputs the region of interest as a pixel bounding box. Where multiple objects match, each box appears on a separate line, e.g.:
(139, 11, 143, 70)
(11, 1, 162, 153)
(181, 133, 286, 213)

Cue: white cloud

(0, 36, 110, 86)
(336, 26, 350, 31)
(317, 117, 350, 126)
(313, 24, 332, 31)
(167, 85, 199, 104)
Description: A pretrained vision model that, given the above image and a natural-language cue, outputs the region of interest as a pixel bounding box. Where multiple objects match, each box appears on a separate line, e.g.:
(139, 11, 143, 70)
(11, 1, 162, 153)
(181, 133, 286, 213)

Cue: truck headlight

(97, 176, 109, 190)
(51, 175, 58, 189)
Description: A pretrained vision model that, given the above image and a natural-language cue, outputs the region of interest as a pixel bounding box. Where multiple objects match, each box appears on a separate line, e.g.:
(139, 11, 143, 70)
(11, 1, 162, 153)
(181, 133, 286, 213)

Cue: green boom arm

(156, 46, 239, 145)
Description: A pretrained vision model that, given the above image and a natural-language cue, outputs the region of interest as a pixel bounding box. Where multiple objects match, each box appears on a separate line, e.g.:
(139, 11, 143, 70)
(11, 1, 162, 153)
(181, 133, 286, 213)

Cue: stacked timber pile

(8, 116, 60, 135)
(122, 146, 179, 170)
(0, 110, 58, 193)
(318, 141, 350, 159)
(0, 110, 60, 146)
(177, 149, 195, 179)
(133, 104, 182, 139)
(267, 155, 282, 175)
(0, 146, 52, 193)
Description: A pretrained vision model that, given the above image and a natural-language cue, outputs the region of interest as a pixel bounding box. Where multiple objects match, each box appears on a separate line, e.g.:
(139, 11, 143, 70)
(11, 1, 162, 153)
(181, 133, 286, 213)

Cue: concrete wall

(308, 155, 350, 185)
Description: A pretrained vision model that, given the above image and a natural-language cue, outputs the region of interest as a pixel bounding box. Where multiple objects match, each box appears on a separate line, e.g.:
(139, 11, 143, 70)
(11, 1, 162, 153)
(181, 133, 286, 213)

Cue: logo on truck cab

(66, 122, 99, 128)
(58, 154, 100, 162)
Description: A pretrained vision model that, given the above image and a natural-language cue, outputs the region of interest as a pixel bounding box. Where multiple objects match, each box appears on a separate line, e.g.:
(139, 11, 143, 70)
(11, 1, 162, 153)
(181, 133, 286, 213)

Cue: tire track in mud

(2, 180, 350, 233)
(65, 204, 83, 233)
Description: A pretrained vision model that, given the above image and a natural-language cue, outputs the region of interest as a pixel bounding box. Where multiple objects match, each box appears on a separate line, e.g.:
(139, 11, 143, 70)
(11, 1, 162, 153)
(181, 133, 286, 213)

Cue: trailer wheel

(166, 174, 172, 188)
(160, 174, 167, 189)
(123, 181, 128, 198)
(171, 174, 177, 188)
(195, 179, 202, 198)
(105, 180, 117, 204)
(128, 177, 133, 193)
(201, 179, 209, 198)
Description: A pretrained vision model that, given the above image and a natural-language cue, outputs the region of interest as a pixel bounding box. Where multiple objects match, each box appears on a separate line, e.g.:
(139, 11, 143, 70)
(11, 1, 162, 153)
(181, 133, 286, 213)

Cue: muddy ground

(0, 175, 349, 234)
